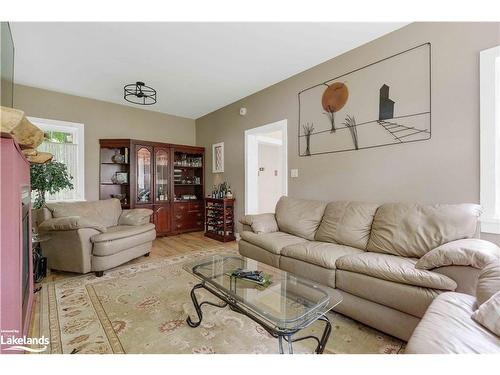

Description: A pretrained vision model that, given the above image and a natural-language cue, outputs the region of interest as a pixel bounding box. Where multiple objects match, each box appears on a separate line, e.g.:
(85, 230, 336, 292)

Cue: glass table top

(183, 254, 342, 331)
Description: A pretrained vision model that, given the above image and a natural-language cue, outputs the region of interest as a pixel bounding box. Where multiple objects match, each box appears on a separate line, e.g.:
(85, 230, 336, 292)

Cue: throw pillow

(471, 291, 500, 336)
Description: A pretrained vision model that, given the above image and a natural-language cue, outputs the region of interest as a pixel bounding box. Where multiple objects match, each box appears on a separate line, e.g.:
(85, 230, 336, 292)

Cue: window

(28, 117, 85, 202)
(480, 45, 500, 234)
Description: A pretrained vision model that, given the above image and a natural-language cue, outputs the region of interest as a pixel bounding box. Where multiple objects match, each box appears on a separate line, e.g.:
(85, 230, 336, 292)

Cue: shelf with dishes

(99, 143, 131, 206)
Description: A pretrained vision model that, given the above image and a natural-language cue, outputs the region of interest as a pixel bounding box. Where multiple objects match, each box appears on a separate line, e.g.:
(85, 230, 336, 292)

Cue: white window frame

(480, 45, 500, 234)
(28, 116, 85, 202)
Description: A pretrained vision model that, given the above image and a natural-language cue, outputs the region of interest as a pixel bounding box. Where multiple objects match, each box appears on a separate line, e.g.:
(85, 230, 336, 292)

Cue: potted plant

(30, 161, 74, 209)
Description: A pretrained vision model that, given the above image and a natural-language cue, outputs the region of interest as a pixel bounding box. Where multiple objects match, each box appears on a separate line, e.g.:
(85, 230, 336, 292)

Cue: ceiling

(10, 22, 407, 119)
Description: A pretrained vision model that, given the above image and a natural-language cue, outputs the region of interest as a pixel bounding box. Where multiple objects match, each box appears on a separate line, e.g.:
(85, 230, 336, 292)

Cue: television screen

(1, 22, 14, 108)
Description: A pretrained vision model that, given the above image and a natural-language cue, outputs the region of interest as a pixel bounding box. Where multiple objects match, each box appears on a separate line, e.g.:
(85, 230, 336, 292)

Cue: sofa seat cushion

(405, 292, 500, 353)
(275, 196, 327, 240)
(336, 252, 457, 290)
(366, 203, 481, 258)
(92, 224, 156, 256)
(315, 201, 379, 249)
(281, 241, 363, 269)
(280, 256, 336, 288)
(336, 270, 441, 318)
(240, 231, 307, 255)
(92, 223, 155, 243)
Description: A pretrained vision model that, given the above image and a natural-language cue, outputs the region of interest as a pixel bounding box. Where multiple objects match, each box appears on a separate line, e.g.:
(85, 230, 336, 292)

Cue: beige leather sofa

(406, 261, 500, 353)
(38, 198, 156, 276)
(239, 196, 499, 343)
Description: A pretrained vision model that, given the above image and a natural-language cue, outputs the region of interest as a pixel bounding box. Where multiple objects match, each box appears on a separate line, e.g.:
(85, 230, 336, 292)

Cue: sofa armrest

(239, 213, 278, 234)
(41, 228, 99, 274)
(118, 209, 153, 226)
(416, 239, 500, 270)
(38, 216, 107, 233)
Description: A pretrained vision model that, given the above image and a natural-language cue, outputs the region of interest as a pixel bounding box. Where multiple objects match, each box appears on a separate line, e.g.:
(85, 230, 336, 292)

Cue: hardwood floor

(28, 231, 237, 340)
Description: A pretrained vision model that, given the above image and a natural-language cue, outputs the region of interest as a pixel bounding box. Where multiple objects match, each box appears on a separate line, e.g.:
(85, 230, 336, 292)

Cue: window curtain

(38, 141, 80, 201)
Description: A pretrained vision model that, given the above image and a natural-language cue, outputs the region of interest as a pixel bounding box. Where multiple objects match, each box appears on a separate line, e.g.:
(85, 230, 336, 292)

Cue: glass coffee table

(183, 254, 342, 354)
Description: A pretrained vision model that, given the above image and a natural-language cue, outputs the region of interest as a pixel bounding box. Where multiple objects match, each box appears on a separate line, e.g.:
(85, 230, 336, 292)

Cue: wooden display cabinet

(100, 139, 204, 236)
(171, 146, 204, 234)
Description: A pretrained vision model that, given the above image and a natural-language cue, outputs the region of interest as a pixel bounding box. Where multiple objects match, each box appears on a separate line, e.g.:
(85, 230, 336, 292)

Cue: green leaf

(30, 161, 74, 208)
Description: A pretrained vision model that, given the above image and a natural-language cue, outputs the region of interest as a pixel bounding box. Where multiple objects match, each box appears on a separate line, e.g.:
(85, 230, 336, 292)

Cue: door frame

(244, 119, 288, 215)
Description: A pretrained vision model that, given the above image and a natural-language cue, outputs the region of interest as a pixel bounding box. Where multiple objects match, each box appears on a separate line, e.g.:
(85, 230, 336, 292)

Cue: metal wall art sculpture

(298, 43, 431, 156)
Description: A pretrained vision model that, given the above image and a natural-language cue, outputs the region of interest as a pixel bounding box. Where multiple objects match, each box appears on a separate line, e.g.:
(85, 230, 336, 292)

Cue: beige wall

(195, 22, 500, 244)
(14, 84, 196, 201)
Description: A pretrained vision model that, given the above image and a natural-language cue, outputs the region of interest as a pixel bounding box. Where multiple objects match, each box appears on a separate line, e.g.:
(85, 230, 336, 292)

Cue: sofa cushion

(315, 201, 379, 249)
(118, 209, 153, 226)
(336, 252, 457, 290)
(336, 270, 441, 318)
(476, 261, 500, 306)
(240, 231, 307, 255)
(38, 216, 107, 233)
(275, 196, 327, 240)
(92, 224, 156, 256)
(416, 239, 500, 270)
(46, 198, 122, 228)
(432, 266, 480, 296)
(280, 256, 336, 288)
(240, 213, 279, 234)
(366, 203, 481, 258)
(405, 292, 500, 353)
(281, 241, 363, 269)
(91, 223, 155, 243)
(239, 240, 280, 268)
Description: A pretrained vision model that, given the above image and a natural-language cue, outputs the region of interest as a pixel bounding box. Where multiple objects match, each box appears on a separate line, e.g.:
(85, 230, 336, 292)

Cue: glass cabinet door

(155, 148, 169, 202)
(136, 146, 152, 204)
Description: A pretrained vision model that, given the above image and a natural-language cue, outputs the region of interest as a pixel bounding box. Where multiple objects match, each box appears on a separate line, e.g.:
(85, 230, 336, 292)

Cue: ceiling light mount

(124, 81, 157, 105)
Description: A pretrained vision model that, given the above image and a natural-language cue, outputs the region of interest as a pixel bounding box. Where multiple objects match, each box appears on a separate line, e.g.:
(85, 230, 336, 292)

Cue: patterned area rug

(37, 249, 405, 354)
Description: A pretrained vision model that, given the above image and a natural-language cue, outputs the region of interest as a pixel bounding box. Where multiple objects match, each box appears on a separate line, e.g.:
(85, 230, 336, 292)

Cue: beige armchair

(38, 198, 156, 276)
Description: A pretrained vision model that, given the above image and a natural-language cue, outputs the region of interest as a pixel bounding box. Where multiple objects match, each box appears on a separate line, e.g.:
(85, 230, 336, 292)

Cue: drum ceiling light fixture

(123, 81, 157, 105)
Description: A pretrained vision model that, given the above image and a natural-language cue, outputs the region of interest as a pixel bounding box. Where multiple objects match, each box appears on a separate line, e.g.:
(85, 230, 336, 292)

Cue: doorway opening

(245, 119, 287, 214)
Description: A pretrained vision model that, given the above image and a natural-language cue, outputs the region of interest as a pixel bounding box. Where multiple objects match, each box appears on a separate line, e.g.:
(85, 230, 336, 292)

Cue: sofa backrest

(366, 203, 482, 258)
(45, 198, 122, 228)
(275, 196, 327, 240)
(315, 201, 379, 249)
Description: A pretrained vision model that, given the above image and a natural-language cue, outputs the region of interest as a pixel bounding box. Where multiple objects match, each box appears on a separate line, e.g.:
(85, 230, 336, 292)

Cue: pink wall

(0, 134, 33, 354)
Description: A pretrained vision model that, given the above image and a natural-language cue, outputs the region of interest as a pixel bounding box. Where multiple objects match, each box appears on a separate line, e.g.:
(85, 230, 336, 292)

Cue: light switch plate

(290, 169, 299, 178)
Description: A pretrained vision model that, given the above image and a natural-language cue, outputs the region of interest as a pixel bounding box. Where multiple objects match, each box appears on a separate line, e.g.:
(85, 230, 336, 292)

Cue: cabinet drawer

(192, 218, 204, 228)
(173, 211, 203, 222)
(174, 203, 188, 213)
(173, 218, 193, 231)
(192, 211, 203, 220)
(173, 211, 188, 221)
(188, 201, 203, 212)
(172, 216, 204, 231)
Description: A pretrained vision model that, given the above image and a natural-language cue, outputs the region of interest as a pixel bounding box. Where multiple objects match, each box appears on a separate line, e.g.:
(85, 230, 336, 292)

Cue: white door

(245, 120, 287, 214)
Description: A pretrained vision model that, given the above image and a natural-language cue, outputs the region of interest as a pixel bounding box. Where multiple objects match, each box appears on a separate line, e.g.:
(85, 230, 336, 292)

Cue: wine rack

(204, 198, 235, 242)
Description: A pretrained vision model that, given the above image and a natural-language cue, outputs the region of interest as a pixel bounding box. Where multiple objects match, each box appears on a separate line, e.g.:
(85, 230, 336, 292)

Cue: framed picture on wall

(212, 142, 224, 173)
